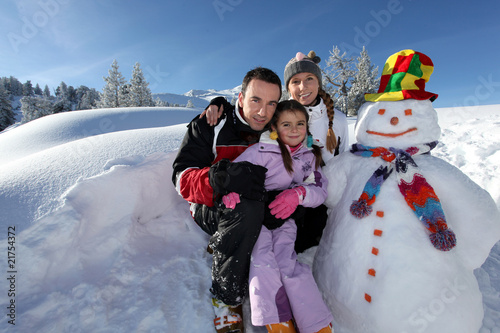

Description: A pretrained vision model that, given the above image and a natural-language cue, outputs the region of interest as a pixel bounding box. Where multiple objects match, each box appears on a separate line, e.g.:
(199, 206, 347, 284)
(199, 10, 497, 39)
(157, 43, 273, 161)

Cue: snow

(0, 104, 499, 332)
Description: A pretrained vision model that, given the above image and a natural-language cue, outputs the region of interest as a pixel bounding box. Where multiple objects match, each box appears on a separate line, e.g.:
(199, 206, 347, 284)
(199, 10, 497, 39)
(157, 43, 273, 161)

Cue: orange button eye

(378, 109, 385, 115)
(405, 109, 412, 116)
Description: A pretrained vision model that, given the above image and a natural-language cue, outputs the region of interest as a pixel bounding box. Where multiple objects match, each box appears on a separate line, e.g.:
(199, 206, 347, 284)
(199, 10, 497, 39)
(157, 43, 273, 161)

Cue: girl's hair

(317, 88, 337, 153)
(271, 100, 323, 174)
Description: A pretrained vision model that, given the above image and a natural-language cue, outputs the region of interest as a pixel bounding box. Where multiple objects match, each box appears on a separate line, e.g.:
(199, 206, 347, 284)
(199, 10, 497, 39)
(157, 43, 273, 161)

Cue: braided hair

(317, 88, 337, 154)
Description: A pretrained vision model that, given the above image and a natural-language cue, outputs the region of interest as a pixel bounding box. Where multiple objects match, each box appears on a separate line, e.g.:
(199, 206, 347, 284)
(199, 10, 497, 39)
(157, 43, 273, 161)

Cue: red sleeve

(178, 167, 215, 207)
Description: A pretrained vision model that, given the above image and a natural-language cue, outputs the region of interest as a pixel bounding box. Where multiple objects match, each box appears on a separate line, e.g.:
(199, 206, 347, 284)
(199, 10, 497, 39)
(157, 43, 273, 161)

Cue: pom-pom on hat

(365, 49, 438, 102)
(284, 51, 322, 90)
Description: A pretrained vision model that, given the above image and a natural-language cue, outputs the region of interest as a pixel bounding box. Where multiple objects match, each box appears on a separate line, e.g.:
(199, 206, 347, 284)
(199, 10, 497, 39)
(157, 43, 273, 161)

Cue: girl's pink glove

(222, 192, 240, 209)
(269, 186, 306, 219)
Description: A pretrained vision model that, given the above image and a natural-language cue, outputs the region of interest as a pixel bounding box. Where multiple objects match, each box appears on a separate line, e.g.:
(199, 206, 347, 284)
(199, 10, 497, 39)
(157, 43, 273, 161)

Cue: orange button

(365, 293, 372, 303)
(372, 247, 379, 255)
(374, 229, 383, 236)
(368, 268, 376, 276)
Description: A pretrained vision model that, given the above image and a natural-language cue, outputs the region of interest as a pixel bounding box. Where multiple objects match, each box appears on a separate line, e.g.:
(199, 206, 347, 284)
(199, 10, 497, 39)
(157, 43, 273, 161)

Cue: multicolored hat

(365, 49, 438, 102)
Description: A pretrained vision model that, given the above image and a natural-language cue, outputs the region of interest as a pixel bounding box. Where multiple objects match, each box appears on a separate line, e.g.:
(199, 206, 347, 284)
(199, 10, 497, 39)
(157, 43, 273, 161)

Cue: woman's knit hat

(284, 51, 322, 90)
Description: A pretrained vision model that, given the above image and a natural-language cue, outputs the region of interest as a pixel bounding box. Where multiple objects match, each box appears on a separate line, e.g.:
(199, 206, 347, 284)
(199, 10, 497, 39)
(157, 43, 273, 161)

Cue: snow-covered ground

(0, 104, 498, 332)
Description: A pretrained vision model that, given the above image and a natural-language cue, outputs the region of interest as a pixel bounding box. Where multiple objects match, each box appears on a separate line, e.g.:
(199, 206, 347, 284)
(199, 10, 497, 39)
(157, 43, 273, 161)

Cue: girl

(222, 100, 333, 333)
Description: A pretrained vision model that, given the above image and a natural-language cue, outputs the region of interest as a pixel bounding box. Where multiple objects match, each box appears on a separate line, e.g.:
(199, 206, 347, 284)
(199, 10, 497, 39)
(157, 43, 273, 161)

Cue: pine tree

(154, 97, 169, 107)
(43, 85, 51, 98)
(9, 77, 23, 96)
(322, 45, 379, 115)
(53, 81, 72, 112)
(119, 83, 131, 107)
(78, 88, 100, 110)
(129, 62, 153, 107)
(0, 85, 15, 131)
(322, 46, 356, 114)
(347, 47, 380, 115)
(34, 83, 43, 96)
(97, 59, 127, 108)
(20, 96, 54, 123)
(23, 80, 34, 96)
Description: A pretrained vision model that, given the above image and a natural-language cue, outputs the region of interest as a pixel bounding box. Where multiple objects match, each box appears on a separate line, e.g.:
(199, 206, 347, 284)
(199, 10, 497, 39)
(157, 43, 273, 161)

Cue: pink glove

(222, 192, 240, 209)
(269, 187, 306, 219)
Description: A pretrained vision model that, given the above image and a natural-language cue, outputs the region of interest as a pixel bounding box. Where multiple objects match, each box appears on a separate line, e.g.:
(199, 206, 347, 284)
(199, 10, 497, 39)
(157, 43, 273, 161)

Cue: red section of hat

(393, 54, 413, 74)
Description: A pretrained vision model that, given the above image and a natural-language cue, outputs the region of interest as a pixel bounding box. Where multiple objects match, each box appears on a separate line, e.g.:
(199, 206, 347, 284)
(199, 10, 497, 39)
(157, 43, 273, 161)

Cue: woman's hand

(200, 104, 224, 126)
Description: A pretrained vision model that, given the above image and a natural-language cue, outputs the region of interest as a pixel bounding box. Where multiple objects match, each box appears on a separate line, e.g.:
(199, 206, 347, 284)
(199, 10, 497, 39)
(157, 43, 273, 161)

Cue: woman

(284, 51, 349, 162)
(284, 50, 349, 252)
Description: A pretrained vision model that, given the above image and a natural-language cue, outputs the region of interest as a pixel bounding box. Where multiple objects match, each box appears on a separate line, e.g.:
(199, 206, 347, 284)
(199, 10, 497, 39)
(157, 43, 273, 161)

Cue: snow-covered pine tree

(129, 62, 153, 107)
(52, 81, 72, 113)
(20, 96, 54, 123)
(76, 86, 100, 110)
(97, 59, 127, 108)
(8, 76, 23, 96)
(34, 83, 43, 96)
(154, 97, 169, 107)
(0, 85, 15, 131)
(186, 100, 194, 108)
(119, 83, 131, 107)
(43, 85, 51, 98)
(23, 80, 34, 97)
(347, 47, 379, 115)
(322, 46, 356, 114)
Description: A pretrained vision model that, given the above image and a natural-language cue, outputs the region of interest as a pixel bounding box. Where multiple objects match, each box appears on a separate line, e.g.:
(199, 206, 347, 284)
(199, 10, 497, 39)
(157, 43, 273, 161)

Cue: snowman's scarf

(350, 141, 456, 251)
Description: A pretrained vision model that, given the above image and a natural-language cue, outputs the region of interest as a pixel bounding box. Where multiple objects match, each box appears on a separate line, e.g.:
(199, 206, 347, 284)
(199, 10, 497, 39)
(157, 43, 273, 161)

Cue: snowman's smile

(366, 127, 417, 137)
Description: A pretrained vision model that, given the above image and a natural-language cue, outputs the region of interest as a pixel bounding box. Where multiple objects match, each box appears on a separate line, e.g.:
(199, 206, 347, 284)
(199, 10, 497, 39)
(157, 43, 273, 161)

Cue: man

(172, 67, 282, 333)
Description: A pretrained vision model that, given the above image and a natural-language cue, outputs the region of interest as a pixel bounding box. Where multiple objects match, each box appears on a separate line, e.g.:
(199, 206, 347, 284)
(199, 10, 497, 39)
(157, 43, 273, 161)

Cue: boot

(212, 298, 244, 333)
(265, 319, 297, 333)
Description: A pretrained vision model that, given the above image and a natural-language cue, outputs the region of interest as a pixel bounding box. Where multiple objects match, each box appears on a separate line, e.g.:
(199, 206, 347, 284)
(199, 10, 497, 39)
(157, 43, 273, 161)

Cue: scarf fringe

(430, 229, 457, 251)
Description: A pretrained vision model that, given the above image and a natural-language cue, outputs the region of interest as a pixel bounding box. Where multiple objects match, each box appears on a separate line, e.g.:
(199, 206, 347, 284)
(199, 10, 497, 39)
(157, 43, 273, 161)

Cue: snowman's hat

(365, 49, 438, 102)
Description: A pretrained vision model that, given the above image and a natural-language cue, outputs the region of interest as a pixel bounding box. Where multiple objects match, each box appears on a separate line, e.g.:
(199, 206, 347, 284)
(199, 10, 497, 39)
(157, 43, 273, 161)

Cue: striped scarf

(350, 142, 456, 251)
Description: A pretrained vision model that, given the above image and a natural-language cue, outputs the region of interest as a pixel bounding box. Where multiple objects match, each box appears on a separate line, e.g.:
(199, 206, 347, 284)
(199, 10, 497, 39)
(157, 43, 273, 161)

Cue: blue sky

(1, 0, 499, 108)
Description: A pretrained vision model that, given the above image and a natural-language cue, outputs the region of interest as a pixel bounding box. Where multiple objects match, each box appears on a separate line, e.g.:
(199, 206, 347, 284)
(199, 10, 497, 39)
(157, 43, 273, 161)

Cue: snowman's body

(313, 99, 500, 333)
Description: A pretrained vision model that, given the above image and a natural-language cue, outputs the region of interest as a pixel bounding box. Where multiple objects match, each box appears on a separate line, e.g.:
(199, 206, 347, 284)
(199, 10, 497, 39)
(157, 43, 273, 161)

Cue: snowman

(313, 49, 500, 333)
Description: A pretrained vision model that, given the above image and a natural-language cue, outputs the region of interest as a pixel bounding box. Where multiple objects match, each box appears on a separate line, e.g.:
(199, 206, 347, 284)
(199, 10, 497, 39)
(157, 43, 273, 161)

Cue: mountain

(153, 86, 241, 108)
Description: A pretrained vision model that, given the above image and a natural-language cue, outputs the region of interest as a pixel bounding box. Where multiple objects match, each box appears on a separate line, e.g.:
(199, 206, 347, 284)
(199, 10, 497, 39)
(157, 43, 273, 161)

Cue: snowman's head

(355, 99, 441, 148)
